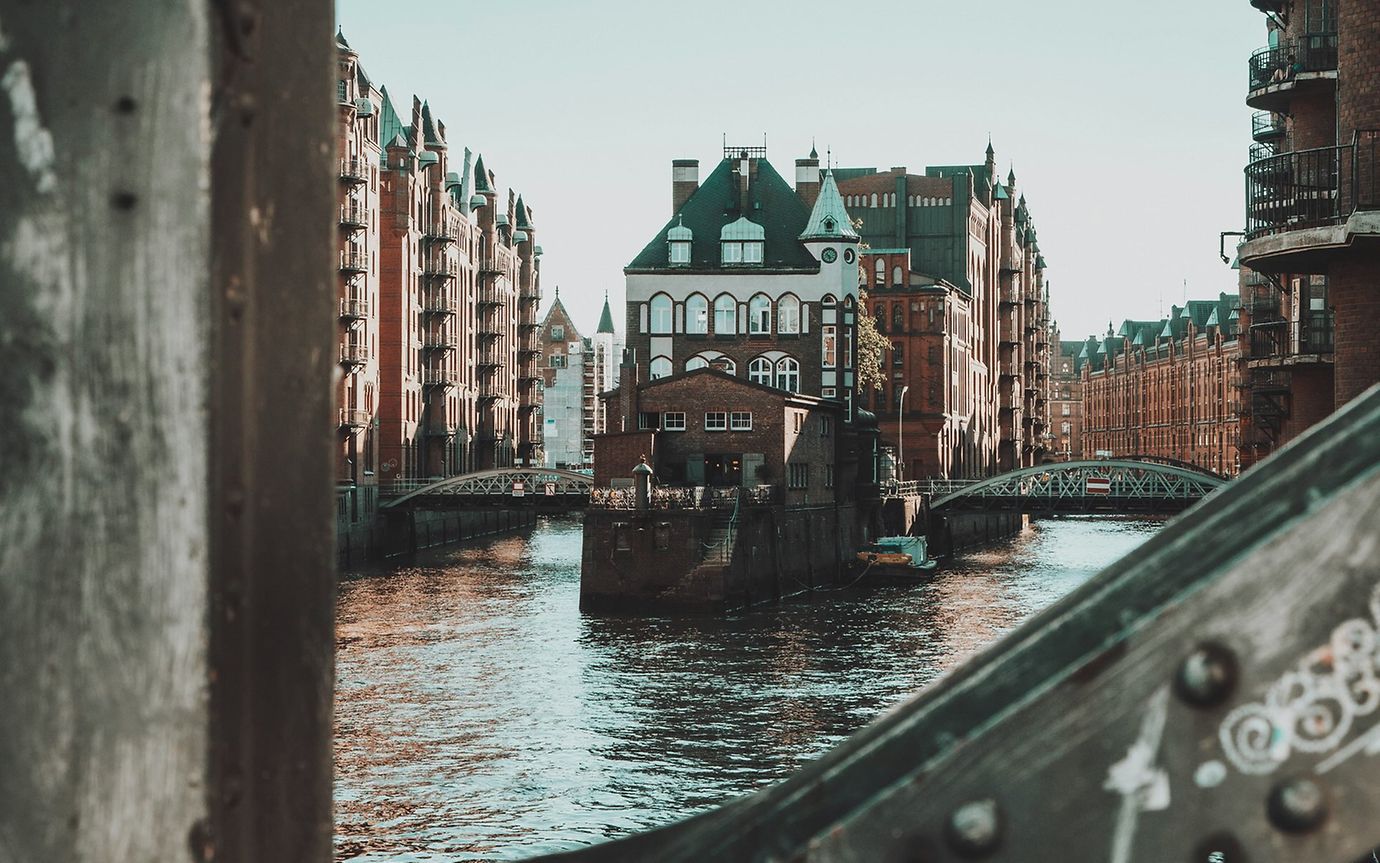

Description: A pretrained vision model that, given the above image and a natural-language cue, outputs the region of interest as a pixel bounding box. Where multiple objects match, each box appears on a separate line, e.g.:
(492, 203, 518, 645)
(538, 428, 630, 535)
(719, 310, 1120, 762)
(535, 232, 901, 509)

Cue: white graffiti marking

(1219, 582, 1380, 775)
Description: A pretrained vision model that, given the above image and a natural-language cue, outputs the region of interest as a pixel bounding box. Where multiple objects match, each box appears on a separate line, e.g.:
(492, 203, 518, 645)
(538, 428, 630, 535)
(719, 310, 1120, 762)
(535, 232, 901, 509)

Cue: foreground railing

(590, 484, 778, 510)
(1246, 131, 1380, 239)
(537, 383, 1380, 863)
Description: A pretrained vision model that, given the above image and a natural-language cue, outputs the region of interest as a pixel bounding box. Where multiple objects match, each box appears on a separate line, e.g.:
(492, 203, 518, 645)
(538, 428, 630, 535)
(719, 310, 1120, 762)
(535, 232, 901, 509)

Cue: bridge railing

(590, 484, 778, 511)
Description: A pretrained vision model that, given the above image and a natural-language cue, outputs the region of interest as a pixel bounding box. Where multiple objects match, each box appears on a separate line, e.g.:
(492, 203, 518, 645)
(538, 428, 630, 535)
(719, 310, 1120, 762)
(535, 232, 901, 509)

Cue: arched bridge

(924, 459, 1229, 513)
(382, 468, 593, 509)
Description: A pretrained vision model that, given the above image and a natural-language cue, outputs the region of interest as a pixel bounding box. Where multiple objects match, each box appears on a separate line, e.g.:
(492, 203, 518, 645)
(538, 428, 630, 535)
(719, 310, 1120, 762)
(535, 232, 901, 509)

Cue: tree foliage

(854, 285, 886, 396)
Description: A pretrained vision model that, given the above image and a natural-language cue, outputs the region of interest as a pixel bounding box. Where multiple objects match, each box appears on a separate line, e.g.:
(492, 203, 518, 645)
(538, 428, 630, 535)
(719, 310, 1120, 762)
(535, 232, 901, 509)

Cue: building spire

(597, 291, 616, 334)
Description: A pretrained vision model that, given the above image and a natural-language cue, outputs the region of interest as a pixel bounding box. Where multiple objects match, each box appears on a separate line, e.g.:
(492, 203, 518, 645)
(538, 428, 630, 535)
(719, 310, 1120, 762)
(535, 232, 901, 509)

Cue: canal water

(334, 515, 1163, 862)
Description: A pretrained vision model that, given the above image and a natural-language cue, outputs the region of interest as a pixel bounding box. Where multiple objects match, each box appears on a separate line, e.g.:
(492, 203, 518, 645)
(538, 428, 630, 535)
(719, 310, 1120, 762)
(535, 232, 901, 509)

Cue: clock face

(843, 248, 856, 264)
(821, 248, 837, 264)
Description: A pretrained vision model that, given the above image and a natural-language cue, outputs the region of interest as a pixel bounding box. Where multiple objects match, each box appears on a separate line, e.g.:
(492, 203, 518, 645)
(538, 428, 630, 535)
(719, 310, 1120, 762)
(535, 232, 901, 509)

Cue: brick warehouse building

(1236, 0, 1380, 468)
(539, 291, 621, 468)
(1079, 294, 1242, 476)
(334, 32, 543, 518)
(1050, 327, 1087, 462)
(838, 143, 1054, 478)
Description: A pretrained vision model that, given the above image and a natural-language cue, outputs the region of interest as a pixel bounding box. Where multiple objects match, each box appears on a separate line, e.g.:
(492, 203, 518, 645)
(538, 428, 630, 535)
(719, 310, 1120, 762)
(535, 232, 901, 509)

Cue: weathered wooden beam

(0, 2, 335, 860)
(539, 384, 1380, 861)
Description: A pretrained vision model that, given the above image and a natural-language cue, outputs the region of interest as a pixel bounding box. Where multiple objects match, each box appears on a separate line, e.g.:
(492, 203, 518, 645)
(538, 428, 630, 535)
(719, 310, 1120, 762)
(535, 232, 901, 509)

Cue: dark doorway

(704, 454, 742, 486)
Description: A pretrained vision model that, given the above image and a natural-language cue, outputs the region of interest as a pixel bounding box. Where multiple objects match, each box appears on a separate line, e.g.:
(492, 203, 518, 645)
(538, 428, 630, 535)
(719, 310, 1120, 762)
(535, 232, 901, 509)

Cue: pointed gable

(799, 171, 858, 241)
(597, 294, 616, 334)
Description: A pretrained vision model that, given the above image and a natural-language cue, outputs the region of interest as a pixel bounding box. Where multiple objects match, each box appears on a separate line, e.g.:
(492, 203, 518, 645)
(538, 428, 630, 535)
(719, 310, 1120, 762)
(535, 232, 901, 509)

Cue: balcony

(339, 343, 368, 367)
(1243, 133, 1380, 264)
(421, 293, 457, 315)
(477, 319, 502, 339)
(998, 361, 1018, 378)
(339, 296, 368, 321)
(422, 334, 457, 351)
(478, 350, 504, 369)
(339, 250, 368, 273)
(339, 203, 367, 229)
(338, 408, 370, 430)
(1251, 111, 1285, 144)
(424, 223, 458, 243)
(1248, 315, 1334, 367)
(478, 257, 505, 275)
(423, 259, 458, 279)
(339, 157, 369, 185)
(422, 369, 459, 388)
(1246, 34, 1337, 111)
(477, 287, 504, 306)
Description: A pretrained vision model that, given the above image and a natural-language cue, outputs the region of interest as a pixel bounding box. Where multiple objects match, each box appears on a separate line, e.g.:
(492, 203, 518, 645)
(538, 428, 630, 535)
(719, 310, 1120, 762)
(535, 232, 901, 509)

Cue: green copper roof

(627, 157, 817, 271)
(597, 294, 615, 334)
(515, 195, 532, 229)
(378, 87, 406, 157)
(420, 101, 444, 149)
(667, 214, 692, 241)
(799, 170, 859, 241)
(721, 216, 765, 241)
(993, 182, 1009, 201)
(473, 154, 492, 193)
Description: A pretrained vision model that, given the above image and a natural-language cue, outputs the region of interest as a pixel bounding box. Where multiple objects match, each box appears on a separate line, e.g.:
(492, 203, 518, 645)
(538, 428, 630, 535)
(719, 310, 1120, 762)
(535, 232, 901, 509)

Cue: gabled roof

(799, 170, 858, 241)
(627, 158, 818, 271)
(473, 154, 492, 193)
(515, 195, 532, 229)
(420, 101, 444, 149)
(541, 289, 583, 341)
(378, 87, 406, 157)
(629, 367, 840, 409)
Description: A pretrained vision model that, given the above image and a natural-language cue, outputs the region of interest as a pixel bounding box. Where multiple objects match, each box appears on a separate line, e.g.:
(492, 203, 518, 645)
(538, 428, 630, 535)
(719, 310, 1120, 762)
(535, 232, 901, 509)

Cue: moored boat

(853, 535, 936, 580)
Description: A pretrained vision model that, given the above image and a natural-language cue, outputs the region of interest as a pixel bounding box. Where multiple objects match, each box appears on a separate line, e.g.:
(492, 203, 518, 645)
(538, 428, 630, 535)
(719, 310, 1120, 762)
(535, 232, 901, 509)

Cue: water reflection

(335, 514, 1162, 861)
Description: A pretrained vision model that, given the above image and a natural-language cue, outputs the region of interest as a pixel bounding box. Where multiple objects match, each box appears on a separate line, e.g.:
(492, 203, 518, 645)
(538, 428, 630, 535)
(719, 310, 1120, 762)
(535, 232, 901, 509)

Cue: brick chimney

(795, 154, 821, 208)
(671, 159, 698, 214)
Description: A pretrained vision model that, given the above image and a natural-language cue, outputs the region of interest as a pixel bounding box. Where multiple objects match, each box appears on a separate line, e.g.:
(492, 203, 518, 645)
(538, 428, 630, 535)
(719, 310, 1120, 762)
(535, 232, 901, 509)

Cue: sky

(336, 0, 1266, 340)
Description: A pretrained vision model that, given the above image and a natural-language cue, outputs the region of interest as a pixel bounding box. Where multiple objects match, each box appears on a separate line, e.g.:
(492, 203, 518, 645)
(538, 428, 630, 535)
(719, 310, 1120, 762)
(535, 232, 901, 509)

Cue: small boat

(854, 535, 936, 580)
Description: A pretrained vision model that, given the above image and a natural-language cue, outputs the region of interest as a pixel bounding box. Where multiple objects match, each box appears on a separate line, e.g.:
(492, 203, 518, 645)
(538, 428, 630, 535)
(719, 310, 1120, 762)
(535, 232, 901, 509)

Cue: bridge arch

(929, 459, 1228, 511)
(381, 468, 593, 508)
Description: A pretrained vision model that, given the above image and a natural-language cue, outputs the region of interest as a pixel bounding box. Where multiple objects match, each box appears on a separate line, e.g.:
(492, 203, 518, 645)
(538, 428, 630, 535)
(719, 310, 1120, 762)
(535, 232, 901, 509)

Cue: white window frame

(749, 294, 771, 335)
(663, 412, 687, 431)
(669, 241, 691, 265)
(649, 294, 673, 334)
(777, 295, 800, 334)
(713, 295, 736, 335)
(748, 357, 772, 386)
(650, 356, 672, 379)
(775, 357, 800, 393)
(704, 411, 727, 432)
(686, 294, 708, 334)
(730, 411, 752, 431)
(822, 324, 837, 367)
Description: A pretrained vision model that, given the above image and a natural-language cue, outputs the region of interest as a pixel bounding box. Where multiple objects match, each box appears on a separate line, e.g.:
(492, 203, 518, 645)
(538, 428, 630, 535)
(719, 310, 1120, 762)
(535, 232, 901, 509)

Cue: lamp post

(898, 385, 910, 482)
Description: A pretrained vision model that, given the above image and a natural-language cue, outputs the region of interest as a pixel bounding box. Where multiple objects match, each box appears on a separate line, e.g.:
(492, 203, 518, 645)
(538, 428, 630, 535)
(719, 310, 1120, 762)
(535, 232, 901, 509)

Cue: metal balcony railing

(339, 250, 368, 272)
(424, 223, 457, 242)
(1246, 132, 1380, 238)
(338, 343, 368, 366)
(1251, 111, 1285, 142)
(339, 296, 368, 320)
(478, 257, 505, 275)
(1249, 315, 1334, 360)
(421, 369, 459, 387)
(1247, 34, 1337, 92)
(477, 350, 504, 368)
(421, 293, 456, 315)
(476, 287, 504, 306)
(339, 203, 367, 228)
(338, 408, 369, 429)
(422, 259, 458, 278)
(339, 157, 369, 184)
(421, 333, 457, 351)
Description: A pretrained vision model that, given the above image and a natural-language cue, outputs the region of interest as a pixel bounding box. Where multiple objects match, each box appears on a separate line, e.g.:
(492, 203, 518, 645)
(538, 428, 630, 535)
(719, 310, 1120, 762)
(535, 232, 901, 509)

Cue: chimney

(671, 159, 698, 214)
(795, 154, 821, 208)
(738, 154, 750, 212)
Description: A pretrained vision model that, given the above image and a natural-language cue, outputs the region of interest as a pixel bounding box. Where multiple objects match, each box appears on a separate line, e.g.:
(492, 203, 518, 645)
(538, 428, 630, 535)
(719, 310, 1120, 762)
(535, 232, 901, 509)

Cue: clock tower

(798, 170, 860, 300)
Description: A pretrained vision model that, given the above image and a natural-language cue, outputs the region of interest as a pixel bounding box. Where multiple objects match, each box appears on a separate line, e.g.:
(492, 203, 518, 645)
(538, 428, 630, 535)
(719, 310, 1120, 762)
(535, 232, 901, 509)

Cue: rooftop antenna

(826, 146, 832, 170)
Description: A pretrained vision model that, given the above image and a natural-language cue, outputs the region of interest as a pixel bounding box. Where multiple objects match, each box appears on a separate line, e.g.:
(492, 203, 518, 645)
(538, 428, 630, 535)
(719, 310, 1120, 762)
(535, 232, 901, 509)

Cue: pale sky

(336, 0, 1265, 341)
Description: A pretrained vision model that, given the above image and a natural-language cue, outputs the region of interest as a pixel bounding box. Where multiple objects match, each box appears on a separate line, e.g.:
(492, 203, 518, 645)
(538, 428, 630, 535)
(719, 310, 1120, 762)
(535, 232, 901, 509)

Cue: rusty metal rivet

(945, 798, 1001, 858)
(1175, 642, 1237, 707)
(1267, 776, 1328, 833)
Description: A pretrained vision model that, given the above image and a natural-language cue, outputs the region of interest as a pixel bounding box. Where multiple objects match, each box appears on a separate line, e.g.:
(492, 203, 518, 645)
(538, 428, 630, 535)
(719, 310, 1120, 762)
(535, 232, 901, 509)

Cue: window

(1061, 421, 1071, 435)
(893, 266, 903, 286)
(669, 240, 691, 265)
(822, 325, 837, 367)
(686, 356, 709, 371)
(892, 304, 903, 331)
(638, 412, 658, 430)
(825, 464, 835, 488)
(549, 354, 567, 368)
(710, 357, 736, 375)
(1062, 403, 1071, 416)
(788, 462, 809, 488)
(775, 357, 800, 393)
(686, 294, 708, 334)
(749, 357, 772, 385)
(749, 294, 771, 334)
(720, 217, 765, 266)
(730, 411, 752, 431)
(777, 295, 800, 334)
(821, 386, 836, 398)
(663, 412, 686, 431)
(793, 412, 804, 433)
(874, 303, 885, 333)
(875, 258, 886, 286)
(821, 415, 832, 437)
(705, 412, 727, 431)
(650, 294, 673, 334)
(650, 356, 672, 379)
(551, 324, 564, 340)
(713, 294, 736, 334)
(892, 342, 904, 367)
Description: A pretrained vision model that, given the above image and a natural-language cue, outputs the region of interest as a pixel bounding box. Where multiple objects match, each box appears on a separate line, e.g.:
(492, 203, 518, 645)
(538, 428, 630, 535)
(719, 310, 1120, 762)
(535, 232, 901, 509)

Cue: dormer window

(667, 215, 693, 267)
(823, 217, 836, 233)
(720, 217, 765, 267)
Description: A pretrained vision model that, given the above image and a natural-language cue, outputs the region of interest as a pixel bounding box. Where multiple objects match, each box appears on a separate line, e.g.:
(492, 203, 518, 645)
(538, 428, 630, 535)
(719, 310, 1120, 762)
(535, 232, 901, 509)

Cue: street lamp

(897, 385, 910, 482)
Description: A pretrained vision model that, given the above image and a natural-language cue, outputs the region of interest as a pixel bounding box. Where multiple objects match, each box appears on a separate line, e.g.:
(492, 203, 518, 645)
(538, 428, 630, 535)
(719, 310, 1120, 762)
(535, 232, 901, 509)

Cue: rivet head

(945, 798, 1001, 858)
(1267, 776, 1328, 833)
(1175, 642, 1237, 707)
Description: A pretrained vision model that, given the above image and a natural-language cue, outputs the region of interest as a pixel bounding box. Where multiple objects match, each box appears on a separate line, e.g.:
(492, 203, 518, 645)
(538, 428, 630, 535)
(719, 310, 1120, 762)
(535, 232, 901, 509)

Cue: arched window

(749, 294, 771, 334)
(775, 357, 800, 393)
(874, 303, 886, 333)
(892, 304, 903, 331)
(777, 294, 800, 334)
(893, 266, 903, 286)
(874, 258, 886, 286)
(748, 357, 772, 385)
(650, 294, 673, 334)
(713, 294, 736, 334)
(822, 294, 837, 308)
(870, 193, 878, 208)
(650, 356, 672, 379)
(685, 293, 708, 334)
(686, 355, 709, 371)
(711, 357, 736, 375)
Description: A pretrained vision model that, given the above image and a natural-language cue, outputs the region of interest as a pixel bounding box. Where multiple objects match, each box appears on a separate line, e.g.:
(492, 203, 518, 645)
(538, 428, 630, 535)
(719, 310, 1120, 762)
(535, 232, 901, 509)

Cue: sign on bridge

(1085, 475, 1111, 495)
